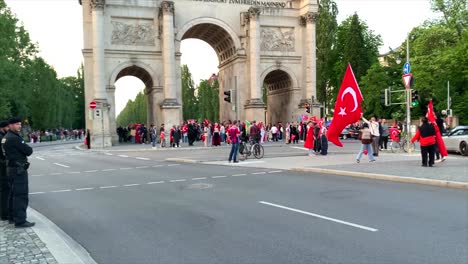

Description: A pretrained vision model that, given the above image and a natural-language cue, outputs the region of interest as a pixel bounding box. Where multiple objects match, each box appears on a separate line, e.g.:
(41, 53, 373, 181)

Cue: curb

(165, 158, 468, 190)
(29, 208, 98, 264)
(290, 167, 468, 190)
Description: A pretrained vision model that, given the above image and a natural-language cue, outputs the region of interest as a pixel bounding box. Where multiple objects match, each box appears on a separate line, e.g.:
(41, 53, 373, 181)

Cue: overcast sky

(4, 0, 437, 114)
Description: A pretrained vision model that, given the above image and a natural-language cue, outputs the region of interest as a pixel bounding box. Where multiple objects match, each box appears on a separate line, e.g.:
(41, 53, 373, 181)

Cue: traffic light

(224, 90, 231, 103)
(380, 89, 390, 106)
(411, 89, 419, 107)
(305, 103, 310, 113)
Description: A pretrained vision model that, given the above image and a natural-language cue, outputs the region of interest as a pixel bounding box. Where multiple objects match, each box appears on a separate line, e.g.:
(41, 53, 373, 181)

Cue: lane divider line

(75, 188, 94, 191)
(100, 186, 118, 189)
(136, 157, 150, 160)
(123, 184, 140, 187)
(119, 168, 132, 170)
(30, 192, 45, 195)
(152, 165, 163, 168)
(252, 172, 266, 175)
(50, 173, 63, 176)
(192, 177, 207, 180)
(118, 155, 129, 158)
(31, 174, 44, 177)
(102, 169, 117, 172)
(232, 174, 247, 177)
(67, 172, 81, 174)
(168, 164, 180, 167)
(136, 166, 149, 169)
(53, 163, 70, 168)
(211, 176, 227, 179)
(259, 201, 378, 232)
(84, 170, 98, 173)
(104, 153, 113, 156)
(170, 179, 186, 182)
(36, 157, 45, 161)
(51, 190, 71, 193)
(147, 181, 164, 184)
(268, 170, 283, 174)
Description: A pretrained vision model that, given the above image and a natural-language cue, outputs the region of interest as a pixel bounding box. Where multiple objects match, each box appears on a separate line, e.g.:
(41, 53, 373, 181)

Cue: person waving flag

(327, 64, 364, 147)
(426, 100, 448, 157)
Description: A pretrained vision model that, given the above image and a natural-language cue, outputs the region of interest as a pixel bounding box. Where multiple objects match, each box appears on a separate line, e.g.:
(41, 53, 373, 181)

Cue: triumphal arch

(80, 0, 318, 147)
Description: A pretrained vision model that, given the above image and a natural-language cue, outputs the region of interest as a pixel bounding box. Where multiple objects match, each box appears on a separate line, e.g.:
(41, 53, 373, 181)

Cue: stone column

(301, 12, 319, 116)
(160, 1, 178, 105)
(244, 7, 265, 122)
(91, 0, 106, 99)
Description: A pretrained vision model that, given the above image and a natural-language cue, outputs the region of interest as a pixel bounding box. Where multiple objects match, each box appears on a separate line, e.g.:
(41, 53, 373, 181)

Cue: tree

(316, 0, 338, 108)
(181, 65, 198, 120)
(116, 92, 147, 126)
(431, 0, 467, 38)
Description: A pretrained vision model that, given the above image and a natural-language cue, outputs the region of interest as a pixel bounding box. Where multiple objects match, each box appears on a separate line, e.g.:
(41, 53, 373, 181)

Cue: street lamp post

(405, 34, 412, 154)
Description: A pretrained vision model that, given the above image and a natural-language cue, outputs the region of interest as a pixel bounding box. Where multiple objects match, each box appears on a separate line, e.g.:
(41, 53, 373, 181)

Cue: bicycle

(390, 136, 414, 153)
(239, 140, 264, 160)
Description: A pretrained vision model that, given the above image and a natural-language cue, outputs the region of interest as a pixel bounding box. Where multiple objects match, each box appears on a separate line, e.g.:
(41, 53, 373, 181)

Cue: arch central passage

(115, 66, 153, 89)
(264, 70, 293, 124)
(182, 23, 236, 65)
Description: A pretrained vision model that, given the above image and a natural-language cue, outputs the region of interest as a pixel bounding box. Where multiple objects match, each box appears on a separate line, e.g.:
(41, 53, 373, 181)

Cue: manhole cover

(186, 183, 213, 190)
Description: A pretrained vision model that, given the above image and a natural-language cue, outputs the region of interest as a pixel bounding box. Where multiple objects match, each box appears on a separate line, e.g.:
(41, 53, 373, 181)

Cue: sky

(4, 0, 437, 115)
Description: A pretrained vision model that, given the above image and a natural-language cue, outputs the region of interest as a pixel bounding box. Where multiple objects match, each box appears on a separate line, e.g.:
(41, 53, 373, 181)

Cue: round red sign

(89, 101, 97, 109)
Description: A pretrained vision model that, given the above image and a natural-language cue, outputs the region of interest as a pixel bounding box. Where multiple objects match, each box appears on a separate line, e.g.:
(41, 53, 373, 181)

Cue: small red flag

(328, 64, 364, 147)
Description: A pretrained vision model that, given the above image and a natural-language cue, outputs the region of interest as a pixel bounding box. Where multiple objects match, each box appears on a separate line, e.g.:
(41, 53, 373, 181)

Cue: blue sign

(403, 62, 411, 74)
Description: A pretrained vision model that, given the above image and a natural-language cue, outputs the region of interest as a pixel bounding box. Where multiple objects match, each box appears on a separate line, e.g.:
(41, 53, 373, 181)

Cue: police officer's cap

(8, 117, 22, 124)
(0, 120, 9, 127)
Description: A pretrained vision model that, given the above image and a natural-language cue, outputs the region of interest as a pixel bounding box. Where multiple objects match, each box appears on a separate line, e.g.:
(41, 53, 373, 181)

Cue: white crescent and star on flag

(338, 87, 359, 117)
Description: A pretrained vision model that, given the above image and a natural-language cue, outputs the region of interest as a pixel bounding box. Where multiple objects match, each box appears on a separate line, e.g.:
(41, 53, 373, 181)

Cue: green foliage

(0, 1, 83, 128)
(316, 0, 338, 107)
(181, 65, 198, 120)
(116, 92, 147, 126)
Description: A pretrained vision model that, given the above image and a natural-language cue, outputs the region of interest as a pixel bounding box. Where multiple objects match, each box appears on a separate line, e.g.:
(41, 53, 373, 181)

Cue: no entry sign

(89, 101, 97, 109)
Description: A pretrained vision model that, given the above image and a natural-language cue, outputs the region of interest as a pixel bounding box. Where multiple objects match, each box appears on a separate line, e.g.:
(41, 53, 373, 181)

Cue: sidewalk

(199, 150, 468, 189)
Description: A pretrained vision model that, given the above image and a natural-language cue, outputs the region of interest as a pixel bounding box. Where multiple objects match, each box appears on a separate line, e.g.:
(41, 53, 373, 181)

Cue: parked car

(442, 126, 468, 156)
(340, 127, 359, 139)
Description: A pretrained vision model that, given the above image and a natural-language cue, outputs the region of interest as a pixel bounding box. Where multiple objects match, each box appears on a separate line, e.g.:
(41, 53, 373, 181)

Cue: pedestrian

(212, 123, 221, 146)
(172, 125, 181, 148)
(271, 124, 278, 142)
(320, 123, 328, 155)
(304, 121, 315, 156)
(159, 124, 166, 148)
(356, 123, 376, 163)
(313, 121, 321, 154)
(362, 116, 380, 156)
(85, 129, 91, 149)
(228, 120, 240, 163)
(2, 118, 34, 227)
(380, 119, 389, 150)
(411, 117, 436, 167)
(0, 120, 11, 222)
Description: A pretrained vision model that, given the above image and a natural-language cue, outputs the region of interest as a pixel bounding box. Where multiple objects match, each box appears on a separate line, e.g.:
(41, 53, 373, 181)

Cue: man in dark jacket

(0, 120, 11, 222)
(2, 118, 34, 227)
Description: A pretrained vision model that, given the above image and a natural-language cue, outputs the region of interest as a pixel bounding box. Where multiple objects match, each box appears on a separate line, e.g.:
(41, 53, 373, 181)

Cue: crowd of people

(27, 129, 85, 143)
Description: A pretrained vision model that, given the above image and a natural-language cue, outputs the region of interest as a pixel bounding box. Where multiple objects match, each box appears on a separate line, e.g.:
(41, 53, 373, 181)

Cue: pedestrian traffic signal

(305, 103, 310, 113)
(411, 89, 419, 107)
(224, 90, 231, 103)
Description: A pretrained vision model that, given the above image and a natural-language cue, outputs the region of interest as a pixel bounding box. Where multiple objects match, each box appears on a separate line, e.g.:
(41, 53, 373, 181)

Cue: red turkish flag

(328, 64, 364, 147)
(426, 100, 448, 156)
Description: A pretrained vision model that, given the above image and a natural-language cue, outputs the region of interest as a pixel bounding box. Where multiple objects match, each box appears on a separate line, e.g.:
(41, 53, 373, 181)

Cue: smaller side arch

(108, 61, 157, 88)
(176, 17, 242, 51)
(260, 65, 299, 89)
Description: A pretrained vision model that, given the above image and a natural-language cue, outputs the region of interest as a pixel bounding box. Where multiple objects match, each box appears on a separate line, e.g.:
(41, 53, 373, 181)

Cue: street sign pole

(405, 34, 412, 154)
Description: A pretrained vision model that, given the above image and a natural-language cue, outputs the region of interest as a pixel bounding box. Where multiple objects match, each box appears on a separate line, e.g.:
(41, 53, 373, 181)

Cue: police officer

(0, 120, 11, 222)
(2, 117, 34, 228)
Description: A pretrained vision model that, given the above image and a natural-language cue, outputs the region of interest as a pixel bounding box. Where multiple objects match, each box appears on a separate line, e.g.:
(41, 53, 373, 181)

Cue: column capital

(299, 12, 318, 26)
(245, 7, 261, 23)
(90, 0, 105, 10)
(160, 1, 175, 16)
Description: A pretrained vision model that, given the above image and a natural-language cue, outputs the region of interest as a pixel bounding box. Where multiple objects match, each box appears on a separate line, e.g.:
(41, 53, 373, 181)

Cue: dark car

(340, 127, 359, 139)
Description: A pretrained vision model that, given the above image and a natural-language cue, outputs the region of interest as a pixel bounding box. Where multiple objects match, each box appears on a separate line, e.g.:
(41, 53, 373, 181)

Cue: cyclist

(249, 121, 260, 144)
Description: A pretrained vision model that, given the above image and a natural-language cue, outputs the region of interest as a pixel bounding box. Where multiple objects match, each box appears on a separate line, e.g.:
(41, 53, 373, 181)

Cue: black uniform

(3, 130, 33, 225)
(0, 130, 10, 221)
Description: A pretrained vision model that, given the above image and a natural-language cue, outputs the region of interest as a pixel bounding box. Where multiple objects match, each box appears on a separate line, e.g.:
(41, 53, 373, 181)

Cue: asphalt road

(27, 144, 468, 264)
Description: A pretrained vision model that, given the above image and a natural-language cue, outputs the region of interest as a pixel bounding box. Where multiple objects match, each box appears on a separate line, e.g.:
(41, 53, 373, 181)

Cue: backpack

(359, 129, 372, 144)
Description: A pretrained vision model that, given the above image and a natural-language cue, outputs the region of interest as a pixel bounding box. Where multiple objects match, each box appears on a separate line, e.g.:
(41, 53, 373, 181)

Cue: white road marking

(53, 163, 70, 168)
(291, 146, 308, 151)
(211, 176, 227, 179)
(232, 173, 247, 177)
(84, 170, 98, 173)
(36, 157, 45, 161)
(67, 172, 81, 174)
(100, 186, 118, 189)
(30, 192, 45, 195)
(268, 170, 283, 174)
(234, 161, 264, 165)
(252, 172, 266, 175)
(120, 168, 132, 170)
(259, 201, 379, 232)
(105, 153, 113, 156)
(147, 181, 165, 184)
(76, 187, 94, 191)
(123, 184, 140, 187)
(136, 157, 150, 160)
(102, 169, 117, 172)
(192, 177, 207, 180)
(51, 189, 71, 193)
(31, 174, 43, 177)
(170, 179, 186, 182)
(168, 164, 180, 167)
(152, 165, 163, 168)
(135, 166, 149, 169)
(118, 155, 129, 158)
(50, 173, 63, 176)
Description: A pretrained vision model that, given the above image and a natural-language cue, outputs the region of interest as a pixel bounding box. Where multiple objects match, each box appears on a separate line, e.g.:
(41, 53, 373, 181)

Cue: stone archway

(80, 0, 318, 147)
(263, 69, 298, 125)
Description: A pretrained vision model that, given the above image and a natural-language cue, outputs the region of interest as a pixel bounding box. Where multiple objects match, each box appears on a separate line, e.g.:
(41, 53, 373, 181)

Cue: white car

(443, 126, 468, 156)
